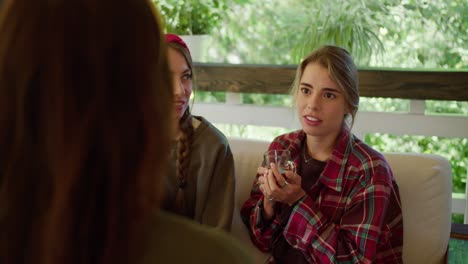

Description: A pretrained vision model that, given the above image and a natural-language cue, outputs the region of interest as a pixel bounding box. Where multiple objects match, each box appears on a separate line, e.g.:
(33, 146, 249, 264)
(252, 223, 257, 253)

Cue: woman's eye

(181, 73, 192, 81)
(300, 87, 310, 94)
(324, 92, 336, 99)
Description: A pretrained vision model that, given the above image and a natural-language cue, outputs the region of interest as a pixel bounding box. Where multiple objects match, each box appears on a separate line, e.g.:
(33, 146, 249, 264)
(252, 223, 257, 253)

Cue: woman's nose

(173, 77, 185, 96)
(307, 93, 320, 110)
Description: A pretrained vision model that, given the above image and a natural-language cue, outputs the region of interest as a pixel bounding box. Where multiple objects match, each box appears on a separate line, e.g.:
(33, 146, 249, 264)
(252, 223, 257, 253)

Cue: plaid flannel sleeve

(283, 181, 393, 264)
(240, 175, 280, 252)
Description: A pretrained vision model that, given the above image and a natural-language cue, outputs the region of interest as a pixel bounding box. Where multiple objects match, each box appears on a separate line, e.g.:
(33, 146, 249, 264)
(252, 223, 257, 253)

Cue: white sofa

(228, 137, 452, 264)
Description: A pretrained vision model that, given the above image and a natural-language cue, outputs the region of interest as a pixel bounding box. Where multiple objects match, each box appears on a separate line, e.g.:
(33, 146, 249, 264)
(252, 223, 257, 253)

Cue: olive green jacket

(162, 116, 235, 231)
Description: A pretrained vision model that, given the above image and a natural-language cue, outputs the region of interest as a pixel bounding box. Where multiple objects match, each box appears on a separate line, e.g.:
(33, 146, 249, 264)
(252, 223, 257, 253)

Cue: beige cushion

(228, 137, 452, 264)
(229, 137, 270, 263)
(385, 153, 451, 264)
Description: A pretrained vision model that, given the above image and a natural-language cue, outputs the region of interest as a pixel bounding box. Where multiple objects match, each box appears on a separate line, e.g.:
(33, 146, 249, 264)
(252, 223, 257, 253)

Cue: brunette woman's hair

(291, 45, 359, 127)
(0, 0, 172, 264)
(166, 40, 194, 213)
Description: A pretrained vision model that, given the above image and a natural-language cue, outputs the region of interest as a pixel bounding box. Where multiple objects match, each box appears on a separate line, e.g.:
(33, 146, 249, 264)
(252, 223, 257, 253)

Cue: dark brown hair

(291, 45, 359, 127)
(167, 41, 194, 212)
(0, 0, 172, 264)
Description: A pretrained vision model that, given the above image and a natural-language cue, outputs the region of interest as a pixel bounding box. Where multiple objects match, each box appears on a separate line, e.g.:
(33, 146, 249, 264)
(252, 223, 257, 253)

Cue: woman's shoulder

(347, 135, 393, 182)
(350, 135, 387, 163)
(142, 210, 254, 264)
(192, 115, 229, 145)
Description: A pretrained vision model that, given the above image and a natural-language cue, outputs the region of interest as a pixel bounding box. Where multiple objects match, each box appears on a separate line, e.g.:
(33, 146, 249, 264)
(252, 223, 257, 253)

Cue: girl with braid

(162, 34, 235, 231)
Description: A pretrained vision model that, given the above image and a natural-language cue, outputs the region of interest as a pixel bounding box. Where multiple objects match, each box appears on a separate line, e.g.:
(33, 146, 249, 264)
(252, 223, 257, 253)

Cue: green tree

(208, 0, 467, 68)
(209, 0, 393, 65)
(374, 0, 467, 68)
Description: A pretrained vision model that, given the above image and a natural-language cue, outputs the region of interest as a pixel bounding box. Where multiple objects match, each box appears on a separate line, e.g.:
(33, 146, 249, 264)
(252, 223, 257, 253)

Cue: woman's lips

(303, 115, 322, 126)
(174, 101, 186, 113)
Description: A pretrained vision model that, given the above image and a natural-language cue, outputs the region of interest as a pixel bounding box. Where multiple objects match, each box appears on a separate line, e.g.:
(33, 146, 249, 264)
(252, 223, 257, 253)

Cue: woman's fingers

(270, 163, 288, 188)
(266, 169, 276, 189)
(257, 166, 268, 175)
(264, 169, 288, 203)
(261, 164, 302, 204)
(261, 173, 272, 196)
(257, 175, 266, 188)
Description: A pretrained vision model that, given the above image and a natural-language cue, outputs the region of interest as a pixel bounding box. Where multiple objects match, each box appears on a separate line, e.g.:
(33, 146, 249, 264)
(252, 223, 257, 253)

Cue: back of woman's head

(292, 45, 359, 127)
(0, 0, 172, 264)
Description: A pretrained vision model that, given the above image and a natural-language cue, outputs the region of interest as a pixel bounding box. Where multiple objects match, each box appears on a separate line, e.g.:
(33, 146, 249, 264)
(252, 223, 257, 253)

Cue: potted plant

(153, 0, 231, 61)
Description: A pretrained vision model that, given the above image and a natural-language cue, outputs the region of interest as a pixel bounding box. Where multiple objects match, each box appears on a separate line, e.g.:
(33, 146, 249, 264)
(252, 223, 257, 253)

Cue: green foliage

(365, 133, 467, 194)
(215, 123, 292, 141)
(206, 0, 297, 64)
(207, 0, 467, 68)
(374, 0, 468, 68)
(452, 214, 465, 224)
(242, 93, 292, 107)
(154, 0, 243, 35)
(359, 97, 409, 112)
(194, 91, 225, 103)
(291, 0, 389, 64)
(208, 0, 391, 64)
(426, 100, 468, 115)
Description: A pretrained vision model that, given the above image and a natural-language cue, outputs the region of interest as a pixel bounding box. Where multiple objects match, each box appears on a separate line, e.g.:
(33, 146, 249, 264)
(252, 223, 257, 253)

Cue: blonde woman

(241, 46, 403, 263)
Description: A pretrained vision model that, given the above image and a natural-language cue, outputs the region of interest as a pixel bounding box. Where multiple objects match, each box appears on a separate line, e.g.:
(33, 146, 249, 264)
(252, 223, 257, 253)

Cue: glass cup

(263, 149, 296, 177)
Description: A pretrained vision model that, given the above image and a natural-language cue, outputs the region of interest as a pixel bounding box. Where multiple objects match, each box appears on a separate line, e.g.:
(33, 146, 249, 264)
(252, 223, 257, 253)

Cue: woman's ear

(343, 107, 350, 116)
(344, 102, 353, 116)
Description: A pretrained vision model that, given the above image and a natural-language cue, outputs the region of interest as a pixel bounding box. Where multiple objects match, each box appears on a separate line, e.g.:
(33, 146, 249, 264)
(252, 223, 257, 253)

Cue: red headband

(165, 34, 191, 55)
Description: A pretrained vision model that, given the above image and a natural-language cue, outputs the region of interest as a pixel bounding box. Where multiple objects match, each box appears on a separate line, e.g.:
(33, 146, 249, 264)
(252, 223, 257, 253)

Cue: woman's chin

(175, 108, 185, 120)
(302, 127, 323, 137)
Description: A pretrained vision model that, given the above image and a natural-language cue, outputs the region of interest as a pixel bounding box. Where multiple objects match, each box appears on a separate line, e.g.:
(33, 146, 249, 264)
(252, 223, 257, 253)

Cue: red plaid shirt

(240, 128, 403, 263)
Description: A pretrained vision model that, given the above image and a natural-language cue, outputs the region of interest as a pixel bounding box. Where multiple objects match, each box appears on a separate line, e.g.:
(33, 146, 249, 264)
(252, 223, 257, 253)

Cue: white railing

(193, 93, 468, 223)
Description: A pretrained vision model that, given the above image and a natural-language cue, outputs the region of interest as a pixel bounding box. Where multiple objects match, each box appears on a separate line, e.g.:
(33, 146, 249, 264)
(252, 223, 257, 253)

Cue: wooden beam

(194, 63, 468, 101)
(194, 63, 296, 94)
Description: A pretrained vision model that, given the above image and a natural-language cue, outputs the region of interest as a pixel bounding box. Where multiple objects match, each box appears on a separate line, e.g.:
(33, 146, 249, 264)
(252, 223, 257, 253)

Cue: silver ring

(268, 196, 274, 201)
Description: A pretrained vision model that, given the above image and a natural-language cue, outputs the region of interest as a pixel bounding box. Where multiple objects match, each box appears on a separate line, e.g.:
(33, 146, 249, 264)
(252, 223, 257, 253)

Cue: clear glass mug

(263, 149, 296, 178)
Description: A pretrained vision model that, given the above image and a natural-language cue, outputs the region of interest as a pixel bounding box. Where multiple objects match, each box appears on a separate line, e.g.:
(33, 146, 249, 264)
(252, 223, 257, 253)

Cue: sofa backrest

(228, 137, 270, 263)
(228, 137, 452, 264)
(384, 153, 452, 264)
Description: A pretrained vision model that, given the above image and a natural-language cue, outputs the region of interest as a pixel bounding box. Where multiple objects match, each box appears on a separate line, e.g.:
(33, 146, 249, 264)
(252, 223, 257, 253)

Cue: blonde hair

(291, 45, 359, 127)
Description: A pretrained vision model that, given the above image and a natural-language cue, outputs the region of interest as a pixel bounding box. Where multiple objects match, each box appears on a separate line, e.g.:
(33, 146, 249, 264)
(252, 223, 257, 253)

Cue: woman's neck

(305, 133, 337, 162)
(175, 118, 189, 141)
(175, 116, 200, 140)
(175, 130, 183, 141)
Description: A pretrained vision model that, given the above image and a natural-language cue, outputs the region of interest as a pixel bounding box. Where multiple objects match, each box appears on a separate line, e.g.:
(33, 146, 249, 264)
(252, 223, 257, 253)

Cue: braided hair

(175, 107, 194, 213)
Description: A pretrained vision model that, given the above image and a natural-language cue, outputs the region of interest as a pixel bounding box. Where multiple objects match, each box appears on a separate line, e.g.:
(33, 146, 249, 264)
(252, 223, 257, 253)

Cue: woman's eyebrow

(323, 87, 341, 93)
(300, 83, 341, 93)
